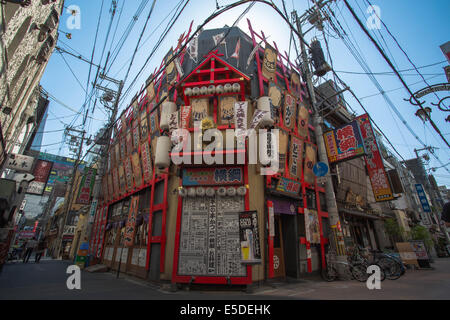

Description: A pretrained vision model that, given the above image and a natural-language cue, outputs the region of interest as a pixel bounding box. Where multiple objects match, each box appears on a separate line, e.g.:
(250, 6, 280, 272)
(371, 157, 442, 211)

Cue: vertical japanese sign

(27, 160, 53, 195)
(323, 120, 365, 163)
(283, 93, 297, 131)
(140, 110, 149, 142)
(239, 211, 261, 264)
(5, 153, 34, 173)
(124, 196, 140, 247)
(415, 184, 432, 225)
(234, 101, 248, 137)
(304, 142, 317, 185)
(289, 136, 303, 180)
(297, 103, 309, 139)
(140, 141, 153, 184)
(131, 151, 143, 188)
(357, 114, 393, 202)
(305, 209, 320, 244)
(76, 167, 97, 204)
(164, 48, 178, 87)
(124, 156, 134, 191)
(132, 120, 140, 150)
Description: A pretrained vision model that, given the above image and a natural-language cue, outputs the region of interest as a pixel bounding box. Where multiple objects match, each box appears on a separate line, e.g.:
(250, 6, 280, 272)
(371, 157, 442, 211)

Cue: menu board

(178, 195, 246, 277)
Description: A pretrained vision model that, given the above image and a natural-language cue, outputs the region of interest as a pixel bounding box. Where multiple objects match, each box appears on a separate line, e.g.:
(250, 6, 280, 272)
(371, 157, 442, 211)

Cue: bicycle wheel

(378, 257, 402, 280)
(351, 263, 368, 282)
(321, 265, 337, 282)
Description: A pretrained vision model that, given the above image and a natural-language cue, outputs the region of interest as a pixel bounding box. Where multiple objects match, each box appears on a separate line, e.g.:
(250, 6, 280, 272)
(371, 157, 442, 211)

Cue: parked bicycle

(350, 246, 402, 280)
(321, 247, 367, 282)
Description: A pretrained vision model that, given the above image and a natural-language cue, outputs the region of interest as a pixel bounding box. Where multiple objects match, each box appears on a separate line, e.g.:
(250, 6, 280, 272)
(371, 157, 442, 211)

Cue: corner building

(90, 23, 332, 287)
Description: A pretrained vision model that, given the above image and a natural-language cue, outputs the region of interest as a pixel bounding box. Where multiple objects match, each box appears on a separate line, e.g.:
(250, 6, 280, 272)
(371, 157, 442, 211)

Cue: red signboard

(323, 120, 365, 164)
(356, 114, 393, 202)
(27, 160, 53, 195)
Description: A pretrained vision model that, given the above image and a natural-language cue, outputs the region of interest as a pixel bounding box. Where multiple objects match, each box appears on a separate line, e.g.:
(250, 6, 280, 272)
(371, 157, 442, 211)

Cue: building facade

(0, 0, 63, 154)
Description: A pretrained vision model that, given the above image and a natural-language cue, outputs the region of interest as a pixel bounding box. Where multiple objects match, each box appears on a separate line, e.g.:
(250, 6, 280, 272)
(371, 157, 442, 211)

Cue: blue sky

(38, 0, 450, 186)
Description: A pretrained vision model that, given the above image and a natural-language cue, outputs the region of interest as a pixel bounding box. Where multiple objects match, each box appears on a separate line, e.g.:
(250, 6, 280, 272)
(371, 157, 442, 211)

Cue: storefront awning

(340, 208, 381, 220)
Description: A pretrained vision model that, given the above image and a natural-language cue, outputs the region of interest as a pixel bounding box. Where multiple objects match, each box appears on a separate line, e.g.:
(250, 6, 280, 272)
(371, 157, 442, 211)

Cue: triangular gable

(180, 50, 250, 88)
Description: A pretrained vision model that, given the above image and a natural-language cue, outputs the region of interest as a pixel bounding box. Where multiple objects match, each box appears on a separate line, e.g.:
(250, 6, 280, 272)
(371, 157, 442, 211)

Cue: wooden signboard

(396, 242, 419, 267)
(283, 92, 297, 131)
(132, 120, 140, 150)
(107, 171, 114, 201)
(268, 82, 282, 124)
(118, 164, 126, 195)
(124, 196, 140, 247)
(191, 98, 209, 125)
(262, 44, 277, 81)
(140, 141, 153, 183)
(149, 109, 159, 136)
(146, 80, 156, 102)
(131, 151, 143, 188)
(288, 136, 303, 180)
(112, 167, 120, 198)
(115, 142, 121, 163)
(218, 96, 237, 125)
(164, 48, 178, 87)
(298, 103, 309, 139)
(290, 70, 301, 98)
(140, 110, 149, 142)
(304, 142, 317, 185)
(126, 130, 133, 156)
(278, 129, 289, 173)
(124, 156, 134, 191)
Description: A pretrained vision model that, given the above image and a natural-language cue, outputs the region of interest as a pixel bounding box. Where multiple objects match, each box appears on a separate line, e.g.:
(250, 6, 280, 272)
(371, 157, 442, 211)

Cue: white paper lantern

(207, 85, 216, 95)
(224, 83, 232, 93)
(179, 187, 187, 197)
(196, 187, 205, 196)
(160, 101, 177, 131)
(192, 87, 200, 96)
(257, 96, 274, 127)
(226, 187, 236, 196)
(184, 87, 192, 96)
(232, 83, 241, 92)
(217, 187, 227, 197)
(216, 85, 224, 94)
(237, 186, 247, 196)
(200, 86, 208, 95)
(155, 136, 171, 169)
(188, 188, 196, 197)
(206, 187, 215, 197)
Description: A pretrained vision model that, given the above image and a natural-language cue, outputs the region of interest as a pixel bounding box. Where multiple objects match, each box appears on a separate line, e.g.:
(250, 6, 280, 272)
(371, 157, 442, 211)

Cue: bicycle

(348, 246, 387, 282)
(321, 247, 367, 282)
(368, 249, 403, 280)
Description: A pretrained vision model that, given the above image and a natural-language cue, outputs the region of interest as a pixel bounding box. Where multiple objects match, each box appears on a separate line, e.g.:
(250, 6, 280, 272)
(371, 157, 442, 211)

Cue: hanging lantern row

(178, 186, 247, 197)
(184, 83, 241, 97)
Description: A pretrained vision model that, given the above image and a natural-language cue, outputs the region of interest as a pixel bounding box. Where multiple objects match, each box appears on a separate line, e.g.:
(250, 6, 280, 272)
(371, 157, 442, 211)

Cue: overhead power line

(342, 0, 449, 149)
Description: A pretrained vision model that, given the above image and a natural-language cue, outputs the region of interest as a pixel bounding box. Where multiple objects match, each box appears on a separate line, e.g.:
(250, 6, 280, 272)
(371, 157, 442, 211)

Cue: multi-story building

(0, 0, 63, 154)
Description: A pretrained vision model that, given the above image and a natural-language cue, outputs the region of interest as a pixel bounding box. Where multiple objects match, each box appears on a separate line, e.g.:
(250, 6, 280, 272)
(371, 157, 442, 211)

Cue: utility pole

(293, 3, 347, 264)
(54, 127, 85, 259)
(85, 75, 123, 264)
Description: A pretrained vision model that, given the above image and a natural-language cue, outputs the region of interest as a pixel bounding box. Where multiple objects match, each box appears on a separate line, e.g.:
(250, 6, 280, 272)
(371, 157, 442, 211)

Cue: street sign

(313, 162, 329, 177)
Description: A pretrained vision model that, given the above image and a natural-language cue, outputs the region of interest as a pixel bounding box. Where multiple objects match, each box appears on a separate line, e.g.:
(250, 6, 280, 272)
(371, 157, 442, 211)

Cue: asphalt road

(1, 257, 449, 300)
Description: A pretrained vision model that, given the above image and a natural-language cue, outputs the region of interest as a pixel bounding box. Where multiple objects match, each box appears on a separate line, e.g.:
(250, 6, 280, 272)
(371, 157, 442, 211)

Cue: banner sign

(278, 129, 288, 174)
(219, 96, 237, 125)
(141, 141, 153, 183)
(305, 209, 321, 244)
(132, 121, 140, 150)
(234, 101, 248, 137)
(140, 110, 149, 142)
(268, 82, 282, 124)
(164, 48, 178, 86)
(324, 120, 365, 163)
(239, 211, 262, 264)
(276, 177, 301, 197)
(112, 167, 120, 199)
(124, 196, 140, 247)
(283, 93, 297, 131)
(27, 160, 53, 195)
(76, 167, 97, 204)
(304, 142, 317, 185)
(249, 109, 268, 130)
(182, 167, 243, 186)
(118, 164, 126, 195)
(297, 103, 309, 139)
(356, 114, 393, 202)
(415, 183, 432, 214)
